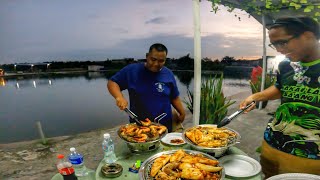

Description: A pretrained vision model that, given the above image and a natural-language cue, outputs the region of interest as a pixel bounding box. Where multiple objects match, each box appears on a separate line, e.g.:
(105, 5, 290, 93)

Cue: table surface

(95, 140, 262, 180)
(52, 140, 262, 180)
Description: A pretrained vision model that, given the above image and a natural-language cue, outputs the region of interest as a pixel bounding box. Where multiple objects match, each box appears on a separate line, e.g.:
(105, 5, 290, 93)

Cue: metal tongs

(124, 108, 143, 126)
(217, 101, 255, 128)
(154, 113, 167, 124)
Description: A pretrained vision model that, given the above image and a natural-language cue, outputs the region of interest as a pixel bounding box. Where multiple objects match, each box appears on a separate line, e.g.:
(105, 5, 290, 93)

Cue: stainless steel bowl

(182, 124, 241, 157)
(139, 149, 225, 180)
(117, 122, 168, 153)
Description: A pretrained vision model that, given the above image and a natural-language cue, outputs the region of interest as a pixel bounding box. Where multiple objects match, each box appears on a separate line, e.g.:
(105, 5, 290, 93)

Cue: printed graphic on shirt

(155, 82, 165, 92)
(282, 85, 320, 103)
(290, 62, 310, 85)
(266, 103, 320, 159)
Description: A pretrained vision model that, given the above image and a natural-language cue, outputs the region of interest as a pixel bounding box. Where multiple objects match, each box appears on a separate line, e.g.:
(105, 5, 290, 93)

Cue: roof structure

(218, 0, 320, 26)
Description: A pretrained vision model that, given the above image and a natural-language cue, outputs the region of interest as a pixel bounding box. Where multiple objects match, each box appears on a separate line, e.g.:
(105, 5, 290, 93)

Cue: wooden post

(36, 121, 47, 144)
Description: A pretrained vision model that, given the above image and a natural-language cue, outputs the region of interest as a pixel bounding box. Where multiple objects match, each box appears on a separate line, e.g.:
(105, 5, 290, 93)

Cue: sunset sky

(0, 0, 278, 64)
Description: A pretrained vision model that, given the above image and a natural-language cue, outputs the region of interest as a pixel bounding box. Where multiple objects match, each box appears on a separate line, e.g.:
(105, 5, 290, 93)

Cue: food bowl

(182, 124, 241, 157)
(139, 149, 225, 180)
(117, 122, 168, 153)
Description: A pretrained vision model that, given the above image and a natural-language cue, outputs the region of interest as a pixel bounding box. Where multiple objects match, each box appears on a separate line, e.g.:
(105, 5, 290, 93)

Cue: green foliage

(208, 0, 320, 21)
(183, 74, 236, 125)
(256, 146, 262, 153)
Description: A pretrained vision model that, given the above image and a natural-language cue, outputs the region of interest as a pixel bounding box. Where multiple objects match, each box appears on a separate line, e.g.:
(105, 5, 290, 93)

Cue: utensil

(138, 149, 225, 180)
(123, 108, 143, 126)
(153, 113, 167, 123)
(217, 101, 255, 128)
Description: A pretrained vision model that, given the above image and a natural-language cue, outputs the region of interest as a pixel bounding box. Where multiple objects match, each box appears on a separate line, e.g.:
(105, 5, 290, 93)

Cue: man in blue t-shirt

(107, 43, 185, 132)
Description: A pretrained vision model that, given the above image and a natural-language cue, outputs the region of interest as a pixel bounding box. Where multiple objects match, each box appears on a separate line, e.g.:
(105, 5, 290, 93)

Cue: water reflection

(174, 71, 193, 87)
(0, 78, 6, 86)
(15, 79, 53, 89)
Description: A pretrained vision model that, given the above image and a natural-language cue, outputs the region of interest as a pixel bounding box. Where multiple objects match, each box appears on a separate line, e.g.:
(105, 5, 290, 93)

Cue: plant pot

(256, 101, 268, 109)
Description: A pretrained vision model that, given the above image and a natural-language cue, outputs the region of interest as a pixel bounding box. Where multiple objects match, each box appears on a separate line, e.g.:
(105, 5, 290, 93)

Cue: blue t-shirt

(110, 63, 179, 132)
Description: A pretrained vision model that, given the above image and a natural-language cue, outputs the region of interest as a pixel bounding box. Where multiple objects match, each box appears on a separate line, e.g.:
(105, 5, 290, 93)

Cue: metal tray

(218, 154, 261, 178)
(266, 173, 320, 180)
(138, 149, 225, 180)
(182, 124, 241, 157)
(118, 122, 168, 153)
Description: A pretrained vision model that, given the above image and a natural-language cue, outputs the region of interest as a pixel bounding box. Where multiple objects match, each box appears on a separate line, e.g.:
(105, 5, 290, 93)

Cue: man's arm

(171, 96, 186, 122)
(240, 85, 281, 112)
(107, 80, 128, 110)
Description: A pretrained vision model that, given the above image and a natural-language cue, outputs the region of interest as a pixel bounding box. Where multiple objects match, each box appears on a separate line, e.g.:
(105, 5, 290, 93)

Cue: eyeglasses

(268, 35, 298, 50)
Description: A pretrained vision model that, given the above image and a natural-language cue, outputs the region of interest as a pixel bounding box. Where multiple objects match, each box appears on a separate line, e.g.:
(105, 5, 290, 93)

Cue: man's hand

(115, 97, 128, 110)
(240, 96, 256, 113)
(177, 112, 185, 123)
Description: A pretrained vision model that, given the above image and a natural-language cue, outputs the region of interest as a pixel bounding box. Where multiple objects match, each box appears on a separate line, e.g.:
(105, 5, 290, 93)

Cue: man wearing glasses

(240, 16, 320, 177)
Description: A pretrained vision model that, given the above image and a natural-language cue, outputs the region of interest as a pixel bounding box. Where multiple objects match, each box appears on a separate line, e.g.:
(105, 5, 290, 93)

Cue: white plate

(266, 173, 320, 180)
(161, 132, 186, 146)
(218, 154, 261, 178)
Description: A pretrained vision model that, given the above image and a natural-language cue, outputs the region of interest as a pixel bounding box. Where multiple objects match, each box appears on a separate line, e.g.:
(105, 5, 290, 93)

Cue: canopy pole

(192, 0, 201, 125)
(259, 14, 267, 109)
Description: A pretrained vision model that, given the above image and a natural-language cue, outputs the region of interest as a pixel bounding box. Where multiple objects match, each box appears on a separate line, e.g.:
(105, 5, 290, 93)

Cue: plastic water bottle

(102, 133, 117, 163)
(56, 154, 78, 180)
(68, 147, 89, 177)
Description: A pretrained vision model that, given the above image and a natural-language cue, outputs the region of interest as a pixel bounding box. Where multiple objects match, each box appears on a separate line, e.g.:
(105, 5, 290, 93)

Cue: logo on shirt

(155, 82, 165, 92)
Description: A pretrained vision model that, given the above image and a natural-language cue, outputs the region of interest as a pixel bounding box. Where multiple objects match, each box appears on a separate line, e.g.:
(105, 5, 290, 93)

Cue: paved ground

(0, 90, 279, 179)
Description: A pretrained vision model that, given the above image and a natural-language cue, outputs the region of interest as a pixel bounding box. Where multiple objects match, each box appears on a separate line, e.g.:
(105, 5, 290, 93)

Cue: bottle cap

(70, 147, 76, 152)
(104, 133, 110, 139)
(57, 154, 64, 159)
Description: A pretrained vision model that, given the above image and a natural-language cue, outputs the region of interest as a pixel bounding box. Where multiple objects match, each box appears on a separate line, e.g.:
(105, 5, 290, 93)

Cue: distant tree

(221, 56, 236, 66)
(176, 54, 194, 70)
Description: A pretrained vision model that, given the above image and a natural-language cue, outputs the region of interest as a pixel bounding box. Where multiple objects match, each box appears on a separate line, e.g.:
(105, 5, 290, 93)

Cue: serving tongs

(154, 113, 167, 124)
(217, 101, 255, 128)
(124, 108, 143, 126)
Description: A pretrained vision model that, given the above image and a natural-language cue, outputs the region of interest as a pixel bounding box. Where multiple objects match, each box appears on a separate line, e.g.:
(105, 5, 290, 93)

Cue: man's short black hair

(268, 16, 320, 40)
(149, 43, 168, 55)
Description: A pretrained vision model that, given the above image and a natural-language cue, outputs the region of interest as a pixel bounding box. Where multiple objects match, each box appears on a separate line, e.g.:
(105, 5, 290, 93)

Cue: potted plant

(249, 66, 276, 108)
(184, 74, 236, 125)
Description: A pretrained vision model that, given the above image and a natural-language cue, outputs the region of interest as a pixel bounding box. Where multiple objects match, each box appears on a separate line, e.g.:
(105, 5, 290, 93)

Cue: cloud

(0, 0, 279, 64)
(0, 31, 269, 64)
(145, 17, 167, 24)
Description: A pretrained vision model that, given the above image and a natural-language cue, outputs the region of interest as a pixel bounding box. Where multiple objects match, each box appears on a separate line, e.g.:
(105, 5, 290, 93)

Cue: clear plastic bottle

(56, 154, 78, 180)
(68, 147, 89, 177)
(102, 133, 117, 163)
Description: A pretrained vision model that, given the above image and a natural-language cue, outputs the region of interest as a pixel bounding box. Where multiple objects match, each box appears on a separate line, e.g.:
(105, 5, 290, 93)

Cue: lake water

(0, 71, 250, 143)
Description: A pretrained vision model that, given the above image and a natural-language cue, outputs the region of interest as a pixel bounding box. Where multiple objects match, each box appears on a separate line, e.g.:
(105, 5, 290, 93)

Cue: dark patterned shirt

(264, 59, 320, 159)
